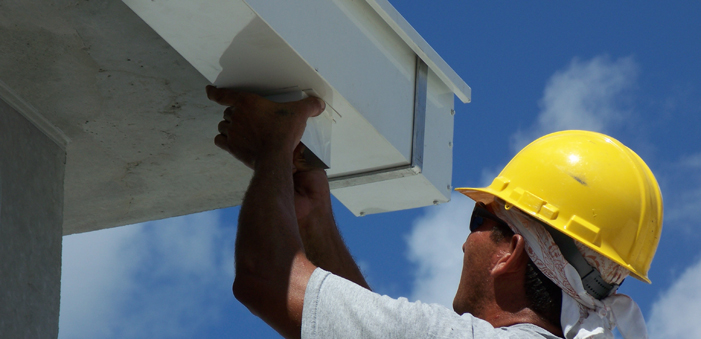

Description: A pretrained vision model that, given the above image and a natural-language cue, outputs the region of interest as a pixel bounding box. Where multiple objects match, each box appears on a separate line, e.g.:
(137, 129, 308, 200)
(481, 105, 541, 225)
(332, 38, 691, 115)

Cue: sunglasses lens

(470, 204, 508, 232)
(470, 215, 484, 232)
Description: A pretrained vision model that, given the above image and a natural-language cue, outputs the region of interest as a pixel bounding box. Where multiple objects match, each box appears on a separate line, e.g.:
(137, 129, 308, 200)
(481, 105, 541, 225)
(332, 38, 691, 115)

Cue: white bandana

(485, 198, 648, 339)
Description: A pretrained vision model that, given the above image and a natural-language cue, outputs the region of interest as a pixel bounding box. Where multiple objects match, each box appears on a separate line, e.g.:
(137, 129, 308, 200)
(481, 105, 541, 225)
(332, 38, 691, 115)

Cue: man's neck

(481, 303, 563, 337)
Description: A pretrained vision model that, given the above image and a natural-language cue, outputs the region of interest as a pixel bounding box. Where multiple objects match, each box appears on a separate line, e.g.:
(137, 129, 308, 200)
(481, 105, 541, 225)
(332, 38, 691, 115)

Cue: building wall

(0, 96, 65, 338)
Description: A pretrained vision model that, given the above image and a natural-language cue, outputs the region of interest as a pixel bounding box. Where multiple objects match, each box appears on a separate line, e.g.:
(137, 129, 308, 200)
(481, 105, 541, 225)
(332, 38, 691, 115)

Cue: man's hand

(206, 85, 326, 169)
(292, 146, 371, 290)
(207, 86, 367, 338)
(293, 144, 330, 221)
(207, 86, 325, 339)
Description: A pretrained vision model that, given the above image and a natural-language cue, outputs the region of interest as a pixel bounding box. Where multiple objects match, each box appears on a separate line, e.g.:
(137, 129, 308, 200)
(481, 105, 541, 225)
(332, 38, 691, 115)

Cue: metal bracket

(411, 54, 428, 171)
(329, 56, 428, 189)
(328, 165, 421, 190)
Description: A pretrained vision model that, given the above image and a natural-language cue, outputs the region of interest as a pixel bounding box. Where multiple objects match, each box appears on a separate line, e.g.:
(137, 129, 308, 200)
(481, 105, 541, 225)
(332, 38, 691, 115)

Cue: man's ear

(491, 234, 528, 277)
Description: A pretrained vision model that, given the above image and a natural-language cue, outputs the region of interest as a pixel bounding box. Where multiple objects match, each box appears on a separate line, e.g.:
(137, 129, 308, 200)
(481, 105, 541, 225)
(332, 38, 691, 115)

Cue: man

(207, 86, 661, 339)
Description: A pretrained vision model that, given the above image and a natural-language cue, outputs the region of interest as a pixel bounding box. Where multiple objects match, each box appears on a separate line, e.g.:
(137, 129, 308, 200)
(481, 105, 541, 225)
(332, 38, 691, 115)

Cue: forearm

(207, 86, 327, 338)
(296, 179, 370, 290)
(236, 153, 300, 274)
(233, 152, 315, 339)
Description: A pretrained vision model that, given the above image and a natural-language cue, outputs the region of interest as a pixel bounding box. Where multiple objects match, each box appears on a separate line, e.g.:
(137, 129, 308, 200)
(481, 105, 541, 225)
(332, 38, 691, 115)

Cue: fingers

(214, 133, 228, 151)
(206, 85, 242, 107)
(292, 143, 307, 172)
(208, 85, 325, 120)
(293, 143, 306, 157)
(214, 131, 255, 169)
(293, 96, 326, 119)
(223, 106, 234, 122)
(217, 120, 229, 135)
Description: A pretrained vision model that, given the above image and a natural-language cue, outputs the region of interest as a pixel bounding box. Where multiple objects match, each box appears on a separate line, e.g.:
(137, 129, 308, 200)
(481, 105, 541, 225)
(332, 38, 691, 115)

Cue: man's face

(452, 204, 507, 317)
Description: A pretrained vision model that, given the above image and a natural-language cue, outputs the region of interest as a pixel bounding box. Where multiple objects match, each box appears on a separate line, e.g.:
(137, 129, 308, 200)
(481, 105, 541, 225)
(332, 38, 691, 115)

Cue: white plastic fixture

(122, 0, 471, 215)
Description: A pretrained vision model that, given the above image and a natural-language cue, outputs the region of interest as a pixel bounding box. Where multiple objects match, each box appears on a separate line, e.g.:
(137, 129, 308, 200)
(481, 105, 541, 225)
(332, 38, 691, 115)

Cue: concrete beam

(0, 93, 65, 338)
(0, 0, 249, 235)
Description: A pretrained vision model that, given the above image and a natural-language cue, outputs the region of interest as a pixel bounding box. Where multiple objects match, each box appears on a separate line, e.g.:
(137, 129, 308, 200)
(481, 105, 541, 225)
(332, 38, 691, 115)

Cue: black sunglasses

(470, 203, 510, 232)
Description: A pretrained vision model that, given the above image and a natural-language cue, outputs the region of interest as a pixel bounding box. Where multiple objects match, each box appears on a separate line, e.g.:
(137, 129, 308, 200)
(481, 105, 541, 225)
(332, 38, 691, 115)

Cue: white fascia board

(332, 173, 448, 216)
(330, 65, 456, 216)
(365, 0, 471, 104)
(121, 0, 468, 216)
(243, 0, 417, 163)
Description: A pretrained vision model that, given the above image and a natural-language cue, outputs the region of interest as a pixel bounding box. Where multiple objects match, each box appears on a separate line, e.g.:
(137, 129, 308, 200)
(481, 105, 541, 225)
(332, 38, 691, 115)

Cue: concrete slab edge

(0, 79, 70, 150)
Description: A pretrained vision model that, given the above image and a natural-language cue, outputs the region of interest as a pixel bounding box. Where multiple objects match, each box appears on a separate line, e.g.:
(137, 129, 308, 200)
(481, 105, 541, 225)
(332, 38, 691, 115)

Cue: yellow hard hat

(457, 130, 663, 283)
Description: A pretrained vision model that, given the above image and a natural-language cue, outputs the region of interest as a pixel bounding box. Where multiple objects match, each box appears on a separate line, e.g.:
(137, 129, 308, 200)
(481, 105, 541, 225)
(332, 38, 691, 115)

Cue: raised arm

(292, 150, 370, 289)
(207, 86, 322, 339)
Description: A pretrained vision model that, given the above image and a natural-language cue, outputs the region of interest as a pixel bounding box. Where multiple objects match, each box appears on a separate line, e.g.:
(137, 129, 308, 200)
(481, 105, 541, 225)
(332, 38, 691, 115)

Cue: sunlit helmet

(456, 130, 663, 283)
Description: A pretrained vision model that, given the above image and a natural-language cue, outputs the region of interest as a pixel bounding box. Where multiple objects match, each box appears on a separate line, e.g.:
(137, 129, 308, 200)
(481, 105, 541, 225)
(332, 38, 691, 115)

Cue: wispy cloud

(406, 193, 472, 307)
(645, 152, 701, 338)
(59, 222, 143, 338)
(664, 153, 701, 230)
(648, 256, 701, 338)
(59, 210, 236, 339)
(512, 55, 637, 151)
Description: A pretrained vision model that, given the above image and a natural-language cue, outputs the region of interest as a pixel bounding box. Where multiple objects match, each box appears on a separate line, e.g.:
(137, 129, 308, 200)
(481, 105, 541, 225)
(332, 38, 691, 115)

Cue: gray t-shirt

(302, 268, 561, 339)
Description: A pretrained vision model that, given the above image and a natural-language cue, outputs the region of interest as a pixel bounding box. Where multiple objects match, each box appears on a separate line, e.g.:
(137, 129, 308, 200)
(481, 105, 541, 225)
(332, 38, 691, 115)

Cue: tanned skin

(292, 148, 370, 289)
(453, 210, 563, 337)
(207, 86, 561, 338)
(207, 86, 367, 339)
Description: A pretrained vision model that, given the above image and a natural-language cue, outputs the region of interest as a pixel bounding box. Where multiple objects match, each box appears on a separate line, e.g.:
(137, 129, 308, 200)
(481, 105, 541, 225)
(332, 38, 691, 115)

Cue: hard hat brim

(455, 187, 494, 205)
(455, 186, 652, 284)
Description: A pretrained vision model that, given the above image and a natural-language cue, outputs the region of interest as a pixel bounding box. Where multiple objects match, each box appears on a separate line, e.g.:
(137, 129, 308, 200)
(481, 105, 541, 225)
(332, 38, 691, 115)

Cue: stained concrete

(0, 96, 65, 338)
(0, 0, 251, 235)
(0, 1, 257, 336)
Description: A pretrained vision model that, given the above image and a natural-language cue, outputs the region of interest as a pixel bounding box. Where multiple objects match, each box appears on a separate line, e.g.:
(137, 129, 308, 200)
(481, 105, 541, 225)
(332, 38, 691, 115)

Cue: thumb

(293, 96, 326, 119)
(206, 85, 242, 107)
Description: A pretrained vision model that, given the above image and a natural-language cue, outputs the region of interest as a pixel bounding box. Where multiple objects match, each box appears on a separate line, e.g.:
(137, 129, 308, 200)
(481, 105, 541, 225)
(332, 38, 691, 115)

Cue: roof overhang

(0, 0, 469, 234)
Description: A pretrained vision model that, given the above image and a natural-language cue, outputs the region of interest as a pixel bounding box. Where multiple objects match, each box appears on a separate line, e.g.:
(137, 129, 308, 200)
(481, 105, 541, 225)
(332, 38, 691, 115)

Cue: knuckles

(211, 89, 320, 167)
(217, 120, 229, 135)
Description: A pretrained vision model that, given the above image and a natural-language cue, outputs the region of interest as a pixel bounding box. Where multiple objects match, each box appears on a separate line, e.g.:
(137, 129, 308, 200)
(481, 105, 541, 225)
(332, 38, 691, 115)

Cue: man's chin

(452, 297, 465, 315)
(453, 296, 484, 318)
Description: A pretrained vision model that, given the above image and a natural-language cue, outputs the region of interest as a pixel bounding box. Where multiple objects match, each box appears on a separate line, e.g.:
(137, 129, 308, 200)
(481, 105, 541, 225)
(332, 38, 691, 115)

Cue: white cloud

(59, 223, 143, 339)
(647, 153, 701, 338)
(512, 55, 637, 151)
(665, 153, 701, 229)
(59, 209, 236, 339)
(647, 256, 701, 338)
(406, 193, 473, 308)
(479, 165, 503, 188)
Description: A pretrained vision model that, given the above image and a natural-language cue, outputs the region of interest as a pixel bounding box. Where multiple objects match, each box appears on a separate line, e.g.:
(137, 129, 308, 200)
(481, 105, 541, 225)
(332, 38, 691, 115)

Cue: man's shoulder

(497, 323, 562, 339)
(305, 269, 561, 339)
(431, 314, 561, 339)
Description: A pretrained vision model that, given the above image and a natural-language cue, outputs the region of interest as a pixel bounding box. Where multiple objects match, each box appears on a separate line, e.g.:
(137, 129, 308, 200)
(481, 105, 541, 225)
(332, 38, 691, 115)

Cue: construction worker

(207, 86, 662, 339)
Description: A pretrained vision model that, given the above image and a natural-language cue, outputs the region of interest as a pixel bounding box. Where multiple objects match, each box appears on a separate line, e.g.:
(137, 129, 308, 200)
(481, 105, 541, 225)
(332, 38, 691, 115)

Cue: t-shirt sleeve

(301, 268, 555, 339)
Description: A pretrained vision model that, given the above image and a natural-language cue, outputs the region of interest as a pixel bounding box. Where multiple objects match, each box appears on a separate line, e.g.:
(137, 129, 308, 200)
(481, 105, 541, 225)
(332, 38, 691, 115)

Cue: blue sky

(59, 1, 701, 338)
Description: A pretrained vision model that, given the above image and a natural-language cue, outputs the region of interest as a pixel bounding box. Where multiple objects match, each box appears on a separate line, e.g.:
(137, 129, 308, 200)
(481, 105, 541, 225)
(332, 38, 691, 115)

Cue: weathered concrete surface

(0, 0, 251, 235)
(0, 97, 65, 338)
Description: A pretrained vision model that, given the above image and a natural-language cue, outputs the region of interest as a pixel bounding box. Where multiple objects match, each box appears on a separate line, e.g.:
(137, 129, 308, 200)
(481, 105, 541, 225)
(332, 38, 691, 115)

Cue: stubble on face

(452, 230, 494, 318)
